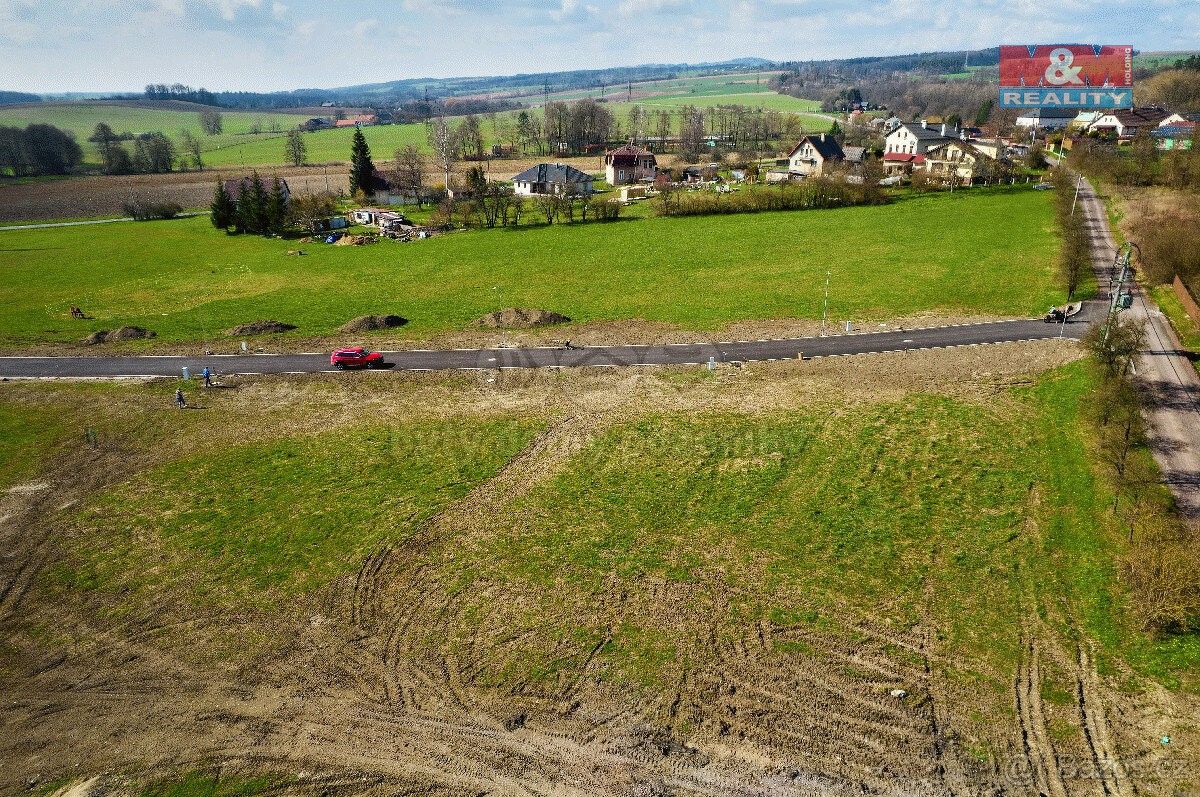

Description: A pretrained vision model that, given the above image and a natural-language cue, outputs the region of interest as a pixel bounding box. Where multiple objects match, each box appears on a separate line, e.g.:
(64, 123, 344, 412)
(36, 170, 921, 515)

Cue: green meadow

(0, 188, 1063, 347)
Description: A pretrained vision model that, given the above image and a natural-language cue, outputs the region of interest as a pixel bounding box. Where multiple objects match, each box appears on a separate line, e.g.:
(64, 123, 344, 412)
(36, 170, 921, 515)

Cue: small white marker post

(181, 366, 191, 380)
(707, 356, 716, 371)
(241, 341, 248, 353)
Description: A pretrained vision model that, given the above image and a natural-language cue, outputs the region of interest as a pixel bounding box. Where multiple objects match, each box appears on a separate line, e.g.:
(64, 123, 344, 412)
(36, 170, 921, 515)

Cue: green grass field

(28, 359, 1200, 693)
(202, 121, 432, 167)
(54, 416, 540, 612)
(0, 188, 1063, 347)
(0, 103, 311, 166)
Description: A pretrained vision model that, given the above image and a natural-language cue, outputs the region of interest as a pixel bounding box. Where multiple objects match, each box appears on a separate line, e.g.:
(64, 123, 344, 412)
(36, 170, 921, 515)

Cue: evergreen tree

(266, 178, 289, 233)
(349, 126, 376, 197)
(236, 174, 268, 234)
(210, 181, 236, 230)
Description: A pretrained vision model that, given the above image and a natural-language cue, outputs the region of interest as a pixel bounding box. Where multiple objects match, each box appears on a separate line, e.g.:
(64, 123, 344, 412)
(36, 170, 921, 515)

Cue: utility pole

(821, 270, 831, 333)
(1070, 172, 1082, 216)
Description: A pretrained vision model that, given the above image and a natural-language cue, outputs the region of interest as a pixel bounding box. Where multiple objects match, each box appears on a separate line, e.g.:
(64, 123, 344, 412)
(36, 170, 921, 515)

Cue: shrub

(122, 201, 183, 221)
(654, 179, 877, 218)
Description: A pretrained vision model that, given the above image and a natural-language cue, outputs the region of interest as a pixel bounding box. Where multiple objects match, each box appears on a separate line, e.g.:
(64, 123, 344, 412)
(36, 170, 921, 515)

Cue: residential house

(603, 143, 657, 185)
(881, 152, 925, 175)
(334, 114, 378, 128)
(884, 121, 961, 157)
(787, 133, 845, 177)
(511, 163, 595, 196)
(921, 140, 998, 185)
(1071, 110, 1104, 130)
(301, 117, 332, 131)
(1014, 108, 1077, 130)
(1154, 122, 1198, 150)
(1088, 108, 1172, 140)
(842, 146, 866, 165)
(871, 115, 903, 133)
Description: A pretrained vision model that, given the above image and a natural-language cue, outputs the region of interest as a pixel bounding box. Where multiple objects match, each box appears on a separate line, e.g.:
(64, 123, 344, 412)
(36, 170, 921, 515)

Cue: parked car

(1033, 183, 1054, 191)
(330, 347, 385, 368)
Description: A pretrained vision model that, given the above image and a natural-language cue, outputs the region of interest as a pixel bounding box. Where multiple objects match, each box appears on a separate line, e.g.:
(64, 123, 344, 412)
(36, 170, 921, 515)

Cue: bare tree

(427, 117, 459, 198)
(393, 145, 426, 208)
(178, 129, 203, 170)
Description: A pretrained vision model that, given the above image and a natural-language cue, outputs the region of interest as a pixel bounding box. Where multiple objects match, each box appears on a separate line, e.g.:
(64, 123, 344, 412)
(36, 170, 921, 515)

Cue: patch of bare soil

(0, 165, 351, 222)
(471, 308, 571, 329)
(82, 326, 156, 345)
(1, 344, 1196, 797)
(339, 315, 408, 334)
(224, 320, 296, 336)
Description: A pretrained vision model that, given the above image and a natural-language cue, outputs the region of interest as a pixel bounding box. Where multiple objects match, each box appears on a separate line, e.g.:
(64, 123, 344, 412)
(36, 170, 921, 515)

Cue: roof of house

(925, 141, 994, 160)
(1155, 122, 1199, 138)
(842, 145, 866, 163)
(604, 143, 656, 166)
(1096, 107, 1172, 128)
(789, 134, 845, 161)
(894, 122, 959, 141)
(512, 163, 595, 184)
(882, 152, 926, 164)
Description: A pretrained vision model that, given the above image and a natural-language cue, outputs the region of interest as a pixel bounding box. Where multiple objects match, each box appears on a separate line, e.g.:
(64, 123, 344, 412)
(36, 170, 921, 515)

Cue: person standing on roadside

(202, 366, 212, 388)
(175, 388, 186, 409)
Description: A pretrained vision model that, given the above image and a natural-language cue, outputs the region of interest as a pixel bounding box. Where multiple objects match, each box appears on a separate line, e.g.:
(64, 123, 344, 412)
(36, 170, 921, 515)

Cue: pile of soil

(225, 320, 297, 336)
(339, 314, 409, 333)
(334, 234, 376, 246)
(82, 326, 156, 345)
(472, 308, 571, 329)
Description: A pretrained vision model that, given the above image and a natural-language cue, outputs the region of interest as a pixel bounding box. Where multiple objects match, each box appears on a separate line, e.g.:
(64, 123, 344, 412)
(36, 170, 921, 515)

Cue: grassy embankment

(0, 188, 1062, 348)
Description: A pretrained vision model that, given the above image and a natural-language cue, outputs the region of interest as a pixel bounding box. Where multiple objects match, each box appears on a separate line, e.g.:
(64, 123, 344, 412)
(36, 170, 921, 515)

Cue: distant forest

(0, 90, 42, 105)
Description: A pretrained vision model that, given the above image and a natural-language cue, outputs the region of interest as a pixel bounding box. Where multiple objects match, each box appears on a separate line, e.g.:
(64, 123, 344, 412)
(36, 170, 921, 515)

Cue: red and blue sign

(999, 45, 1134, 109)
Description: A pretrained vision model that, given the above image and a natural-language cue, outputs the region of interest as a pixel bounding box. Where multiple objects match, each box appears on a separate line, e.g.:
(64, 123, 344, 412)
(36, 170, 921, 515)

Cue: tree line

(0, 124, 83, 176)
(210, 174, 292, 235)
(1081, 313, 1200, 634)
(143, 83, 220, 106)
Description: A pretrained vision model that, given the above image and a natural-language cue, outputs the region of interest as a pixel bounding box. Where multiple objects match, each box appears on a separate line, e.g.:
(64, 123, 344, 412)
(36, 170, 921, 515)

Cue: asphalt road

(0, 317, 1088, 379)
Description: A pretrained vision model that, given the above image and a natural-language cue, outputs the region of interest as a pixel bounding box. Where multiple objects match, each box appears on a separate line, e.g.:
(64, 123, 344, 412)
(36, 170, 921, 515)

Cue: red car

(330, 347, 385, 369)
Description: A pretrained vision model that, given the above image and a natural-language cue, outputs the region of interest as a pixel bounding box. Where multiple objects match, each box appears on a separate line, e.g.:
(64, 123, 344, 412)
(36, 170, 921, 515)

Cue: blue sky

(2, 0, 1198, 93)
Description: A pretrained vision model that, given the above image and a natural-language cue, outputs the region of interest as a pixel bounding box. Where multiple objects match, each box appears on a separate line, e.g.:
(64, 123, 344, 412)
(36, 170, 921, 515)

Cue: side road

(1077, 176, 1200, 518)
(0, 317, 1084, 379)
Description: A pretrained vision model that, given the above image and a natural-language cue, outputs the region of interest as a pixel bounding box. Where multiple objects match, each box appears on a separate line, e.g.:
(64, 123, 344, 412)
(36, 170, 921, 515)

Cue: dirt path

(1076, 176, 1200, 519)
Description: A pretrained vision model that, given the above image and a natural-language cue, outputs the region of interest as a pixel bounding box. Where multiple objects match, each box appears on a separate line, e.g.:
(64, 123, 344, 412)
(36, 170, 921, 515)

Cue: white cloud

(271, 1, 287, 18)
(352, 17, 379, 37)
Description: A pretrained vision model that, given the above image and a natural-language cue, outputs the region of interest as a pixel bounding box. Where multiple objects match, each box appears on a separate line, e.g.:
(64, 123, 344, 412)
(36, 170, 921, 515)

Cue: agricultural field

(0, 188, 1064, 350)
(0, 101, 312, 166)
(202, 120, 432, 168)
(2, 344, 1197, 794)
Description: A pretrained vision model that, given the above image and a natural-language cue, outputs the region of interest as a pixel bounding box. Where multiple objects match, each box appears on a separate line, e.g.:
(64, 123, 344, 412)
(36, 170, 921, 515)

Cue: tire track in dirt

(1075, 644, 1133, 797)
(1014, 634, 1068, 797)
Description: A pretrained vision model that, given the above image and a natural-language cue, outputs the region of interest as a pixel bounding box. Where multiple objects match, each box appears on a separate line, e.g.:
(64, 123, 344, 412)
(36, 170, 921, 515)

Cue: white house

(787, 133, 845, 177)
(884, 121, 961, 157)
(1014, 108, 1076, 130)
(511, 163, 595, 197)
(921, 141, 998, 185)
(1089, 108, 1173, 139)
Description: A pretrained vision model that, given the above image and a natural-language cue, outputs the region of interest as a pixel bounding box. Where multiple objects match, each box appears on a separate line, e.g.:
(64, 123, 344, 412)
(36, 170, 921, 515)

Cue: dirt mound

(472, 308, 571, 329)
(225, 320, 297, 336)
(81, 326, 156, 345)
(333, 234, 375, 246)
(339, 314, 409, 333)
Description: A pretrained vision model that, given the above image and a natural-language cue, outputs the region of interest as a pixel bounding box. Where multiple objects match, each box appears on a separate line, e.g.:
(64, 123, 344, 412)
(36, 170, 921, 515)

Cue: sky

(2, 0, 1199, 94)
